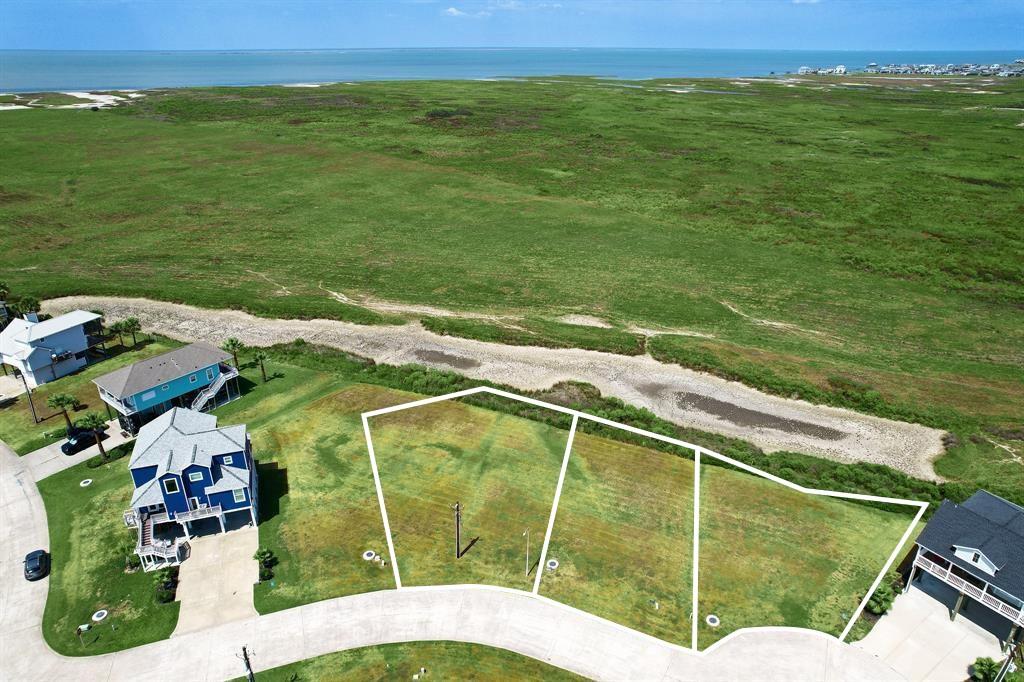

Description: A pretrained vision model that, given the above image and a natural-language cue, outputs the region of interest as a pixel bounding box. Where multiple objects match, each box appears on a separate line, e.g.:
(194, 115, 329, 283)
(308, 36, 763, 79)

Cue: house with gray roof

(909, 490, 1024, 649)
(94, 341, 240, 434)
(124, 407, 258, 572)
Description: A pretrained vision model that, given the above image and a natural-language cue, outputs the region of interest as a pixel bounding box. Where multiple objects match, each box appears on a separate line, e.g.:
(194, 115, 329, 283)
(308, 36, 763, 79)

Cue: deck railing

(914, 554, 1024, 625)
(175, 504, 222, 523)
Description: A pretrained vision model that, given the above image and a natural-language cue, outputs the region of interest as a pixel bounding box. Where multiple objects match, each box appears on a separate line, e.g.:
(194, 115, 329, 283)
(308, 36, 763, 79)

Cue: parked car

(60, 430, 103, 456)
(24, 549, 50, 581)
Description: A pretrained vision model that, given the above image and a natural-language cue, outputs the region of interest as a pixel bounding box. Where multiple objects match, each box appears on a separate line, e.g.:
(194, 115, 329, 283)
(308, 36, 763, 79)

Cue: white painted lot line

(533, 413, 578, 595)
(362, 414, 402, 588)
(362, 385, 928, 651)
(692, 447, 702, 650)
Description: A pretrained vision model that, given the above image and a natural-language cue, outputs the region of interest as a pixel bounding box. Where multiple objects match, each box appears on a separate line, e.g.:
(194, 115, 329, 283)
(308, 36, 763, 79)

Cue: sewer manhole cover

(362, 550, 376, 561)
(92, 609, 108, 622)
(79, 479, 92, 487)
(546, 558, 559, 571)
(705, 614, 721, 628)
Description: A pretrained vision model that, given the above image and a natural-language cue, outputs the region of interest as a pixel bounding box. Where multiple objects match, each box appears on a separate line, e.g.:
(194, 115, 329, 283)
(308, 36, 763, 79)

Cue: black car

(61, 431, 99, 456)
(24, 549, 50, 581)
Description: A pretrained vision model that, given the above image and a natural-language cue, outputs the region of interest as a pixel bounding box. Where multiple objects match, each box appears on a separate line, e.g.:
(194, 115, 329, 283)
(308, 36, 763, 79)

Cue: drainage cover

(705, 614, 721, 628)
(92, 610, 108, 622)
(79, 479, 93, 487)
(546, 558, 559, 571)
(362, 550, 376, 561)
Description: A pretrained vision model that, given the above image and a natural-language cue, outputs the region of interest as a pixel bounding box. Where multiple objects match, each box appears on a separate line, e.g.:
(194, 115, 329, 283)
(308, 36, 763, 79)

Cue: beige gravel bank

(44, 296, 946, 480)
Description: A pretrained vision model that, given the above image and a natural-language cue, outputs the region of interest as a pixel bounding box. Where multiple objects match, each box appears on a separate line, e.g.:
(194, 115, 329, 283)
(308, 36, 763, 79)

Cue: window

(973, 552, 981, 563)
(232, 489, 246, 503)
(188, 471, 203, 482)
(206, 368, 215, 381)
(223, 455, 233, 466)
(163, 478, 179, 494)
(189, 374, 197, 384)
(161, 384, 169, 391)
(141, 390, 156, 401)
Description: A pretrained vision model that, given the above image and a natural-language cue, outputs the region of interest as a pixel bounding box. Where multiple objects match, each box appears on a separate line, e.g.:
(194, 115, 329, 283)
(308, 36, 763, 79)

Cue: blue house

(124, 408, 259, 572)
(94, 341, 240, 435)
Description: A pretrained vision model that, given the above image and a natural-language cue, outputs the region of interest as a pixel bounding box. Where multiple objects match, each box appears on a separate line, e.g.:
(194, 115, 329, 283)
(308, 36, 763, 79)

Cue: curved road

(0, 440, 903, 681)
(44, 296, 944, 479)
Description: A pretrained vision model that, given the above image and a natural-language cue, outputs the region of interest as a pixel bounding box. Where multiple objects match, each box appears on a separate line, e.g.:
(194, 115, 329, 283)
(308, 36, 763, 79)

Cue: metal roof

(93, 342, 230, 399)
(917, 491, 1024, 599)
(0, 310, 98, 359)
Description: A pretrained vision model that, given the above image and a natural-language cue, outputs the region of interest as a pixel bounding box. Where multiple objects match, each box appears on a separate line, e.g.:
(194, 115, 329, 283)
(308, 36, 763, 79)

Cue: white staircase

(191, 365, 239, 412)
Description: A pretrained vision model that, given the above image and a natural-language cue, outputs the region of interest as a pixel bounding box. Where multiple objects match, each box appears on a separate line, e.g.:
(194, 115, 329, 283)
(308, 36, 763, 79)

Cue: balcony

(914, 553, 1024, 626)
(99, 389, 137, 416)
(175, 504, 222, 523)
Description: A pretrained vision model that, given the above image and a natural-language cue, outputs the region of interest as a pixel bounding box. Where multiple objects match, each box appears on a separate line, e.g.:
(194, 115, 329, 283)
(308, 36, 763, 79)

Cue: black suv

(60, 431, 96, 456)
(24, 549, 50, 581)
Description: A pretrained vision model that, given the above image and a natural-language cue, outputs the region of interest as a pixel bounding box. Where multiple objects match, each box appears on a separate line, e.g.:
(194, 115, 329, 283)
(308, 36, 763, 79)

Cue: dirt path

(44, 296, 946, 480)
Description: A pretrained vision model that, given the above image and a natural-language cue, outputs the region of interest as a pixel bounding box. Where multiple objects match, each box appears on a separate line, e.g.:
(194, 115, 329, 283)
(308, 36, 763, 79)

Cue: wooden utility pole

(241, 646, 255, 682)
(451, 502, 462, 559)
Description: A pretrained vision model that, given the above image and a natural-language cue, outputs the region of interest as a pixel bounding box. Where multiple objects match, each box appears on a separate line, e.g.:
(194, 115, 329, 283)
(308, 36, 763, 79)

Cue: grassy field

(247, 641, 583, 681)
(539, 430, 695, 647)
(367, 397, 569, 589)
(0, 337, 181, 454)
(696, 461, 913, 649)
(38, 453, 180, 655)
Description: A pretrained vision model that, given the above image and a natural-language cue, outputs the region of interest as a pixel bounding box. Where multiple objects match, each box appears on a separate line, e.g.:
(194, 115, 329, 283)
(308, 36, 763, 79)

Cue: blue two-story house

(124, 407, 259, 572)
(94, 341, 240, 435)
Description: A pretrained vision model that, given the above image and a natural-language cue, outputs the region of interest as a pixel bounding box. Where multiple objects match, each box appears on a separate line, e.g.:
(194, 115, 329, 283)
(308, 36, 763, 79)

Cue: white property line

(533, 413, 578, 595)
(361, 385, 928, 650)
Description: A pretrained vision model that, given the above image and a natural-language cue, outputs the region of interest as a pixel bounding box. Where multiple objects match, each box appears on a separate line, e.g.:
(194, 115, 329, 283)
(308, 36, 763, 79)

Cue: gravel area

(45, 296, 946, 480)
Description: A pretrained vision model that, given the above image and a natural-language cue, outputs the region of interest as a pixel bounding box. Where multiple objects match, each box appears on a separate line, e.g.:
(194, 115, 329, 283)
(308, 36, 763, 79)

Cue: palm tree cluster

(108, 317, 143, 347)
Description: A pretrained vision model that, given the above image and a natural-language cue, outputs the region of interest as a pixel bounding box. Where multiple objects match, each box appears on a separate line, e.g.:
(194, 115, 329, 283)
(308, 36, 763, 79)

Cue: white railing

(191, 365, 239, 412)
(123, 509, 137, 527)
(175, 504, 222, 523)
(100, 390, 137, 416)
(915, 554, 1024, 625)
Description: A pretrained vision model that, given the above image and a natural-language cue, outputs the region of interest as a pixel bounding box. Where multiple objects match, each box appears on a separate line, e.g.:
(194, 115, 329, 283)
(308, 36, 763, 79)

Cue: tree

(222, 338, 244, 368)
(0, 281, 9, 301)
(76, 412, 108, 458)
(46, 393, 80, 431)
(121, 317, 142, 346)
(10, 295, 40, 317)
(971, 657, 1000, 682)
(252, 348, 269, 382)
(109, 320, 126, 347)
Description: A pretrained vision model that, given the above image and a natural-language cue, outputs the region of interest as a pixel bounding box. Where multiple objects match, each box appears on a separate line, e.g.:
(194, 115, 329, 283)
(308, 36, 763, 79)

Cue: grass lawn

(38, 454, 180, 655)
(0, 337, 181, 454)
(247, 641, 583, 681)
(539, 430, 695, 647)
(696, 461, 914, 649)
(367, 397, 569, 590)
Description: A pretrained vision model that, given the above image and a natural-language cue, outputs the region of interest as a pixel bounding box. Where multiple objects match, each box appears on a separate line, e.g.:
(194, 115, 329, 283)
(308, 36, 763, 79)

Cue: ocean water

(1, 48, 1021, 92)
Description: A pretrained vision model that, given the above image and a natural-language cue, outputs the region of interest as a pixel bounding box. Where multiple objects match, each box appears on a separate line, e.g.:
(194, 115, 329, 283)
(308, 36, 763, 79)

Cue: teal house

(94, 341, 240, 434)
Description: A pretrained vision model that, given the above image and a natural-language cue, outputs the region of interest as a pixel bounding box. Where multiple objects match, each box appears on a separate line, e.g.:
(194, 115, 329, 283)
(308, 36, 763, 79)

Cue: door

(189, 497, 201, 511)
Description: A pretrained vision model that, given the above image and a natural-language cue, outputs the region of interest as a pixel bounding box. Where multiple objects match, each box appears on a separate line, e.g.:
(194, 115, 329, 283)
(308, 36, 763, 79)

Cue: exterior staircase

(140, 515, 153, 547)
(191, 364, 239, 412)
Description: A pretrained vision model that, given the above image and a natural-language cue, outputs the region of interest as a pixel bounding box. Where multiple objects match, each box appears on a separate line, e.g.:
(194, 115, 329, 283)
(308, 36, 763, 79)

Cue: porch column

(952, 592, 967, 621)
(904, 565, 917, 593)
(250, 506, 257, 527)
(218, 514, 225, 533)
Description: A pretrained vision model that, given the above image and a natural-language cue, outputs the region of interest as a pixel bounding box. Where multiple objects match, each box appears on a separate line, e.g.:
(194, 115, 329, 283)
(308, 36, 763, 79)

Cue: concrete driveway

(856, 583, 1005, 681)
(171, 526, 259, 637)
(22, 418, 134, 481)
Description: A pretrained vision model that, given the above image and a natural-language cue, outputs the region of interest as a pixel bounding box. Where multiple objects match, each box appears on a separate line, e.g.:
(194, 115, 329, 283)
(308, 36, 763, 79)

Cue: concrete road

(857, 584, 1004, 681)
(0, 439, 907, 681)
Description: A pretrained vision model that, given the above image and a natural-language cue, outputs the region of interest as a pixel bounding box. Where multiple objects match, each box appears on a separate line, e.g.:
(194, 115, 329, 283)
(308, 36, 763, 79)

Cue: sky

(1, 0, 1022, 51)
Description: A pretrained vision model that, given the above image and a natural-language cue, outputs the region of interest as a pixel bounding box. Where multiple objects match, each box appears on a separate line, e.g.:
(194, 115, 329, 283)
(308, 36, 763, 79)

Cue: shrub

(866, 571, 902, 615)
(971, 657, 1000, 682)
(259, 566, 274, 582)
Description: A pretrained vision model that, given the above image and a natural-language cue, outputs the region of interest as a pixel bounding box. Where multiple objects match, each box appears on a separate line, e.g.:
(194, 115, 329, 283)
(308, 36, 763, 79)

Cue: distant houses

(94, 342, 241, 435)
(907, 490, 1024, 651)
(124, 408, 258, 572)
(0, 310, 104, 387)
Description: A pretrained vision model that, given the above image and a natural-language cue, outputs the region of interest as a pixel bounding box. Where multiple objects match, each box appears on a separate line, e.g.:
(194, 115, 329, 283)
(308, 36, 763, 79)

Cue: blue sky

(2, 0, 1021, 51)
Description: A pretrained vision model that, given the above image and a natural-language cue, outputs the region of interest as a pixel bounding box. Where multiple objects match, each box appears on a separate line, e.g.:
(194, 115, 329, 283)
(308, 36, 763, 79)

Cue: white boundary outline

(361, 385, 928, 653)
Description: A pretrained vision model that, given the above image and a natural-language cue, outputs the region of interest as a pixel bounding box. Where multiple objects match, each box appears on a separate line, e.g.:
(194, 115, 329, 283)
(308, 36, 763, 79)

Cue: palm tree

(122, 317, 142, 346)
(76, 412, 109, 458)
(252, 349, 269, 382)
(222, 338, 244, 368)
(11, 295, 40, 318)
(109, 320, 126, 347)
(46, 393, 80, 431)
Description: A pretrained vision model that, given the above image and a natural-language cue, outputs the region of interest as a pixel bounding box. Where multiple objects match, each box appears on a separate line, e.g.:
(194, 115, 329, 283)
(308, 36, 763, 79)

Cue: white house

(0, 310, 102, 388)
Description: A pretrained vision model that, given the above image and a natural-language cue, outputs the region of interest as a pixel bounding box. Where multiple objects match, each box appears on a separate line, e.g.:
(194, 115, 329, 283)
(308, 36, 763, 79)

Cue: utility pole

(523, 529, 530, 577)
(19, 371, 38, 424)
(451, 501, 462, 559)
(240, 645, 255, 682)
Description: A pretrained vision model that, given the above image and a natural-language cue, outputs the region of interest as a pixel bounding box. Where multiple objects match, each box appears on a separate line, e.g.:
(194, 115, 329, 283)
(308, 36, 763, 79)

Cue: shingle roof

(206, 465, 250, 494)
(917, 491, 1024, 599)
(130, 477, 165, 507)
(93, 342, 230, 399)
(129, 408, 247, 478)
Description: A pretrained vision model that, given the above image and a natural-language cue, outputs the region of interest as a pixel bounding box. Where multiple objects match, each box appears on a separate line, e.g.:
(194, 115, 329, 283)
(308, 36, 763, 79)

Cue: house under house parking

(907, 490, 1024, 651)
(123, 407, 259, 572)
(94, 341, 240, 435)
